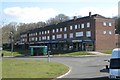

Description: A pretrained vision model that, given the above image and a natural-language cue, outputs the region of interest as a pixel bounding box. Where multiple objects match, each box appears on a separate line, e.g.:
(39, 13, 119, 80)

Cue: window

(35, 37, 37, 41)
(86, 31, 91, 37)
(64, 27, 67, 31)
(78, 24, 80, 29)
(64, 34, 67, 39)
(52, 35, 55, 40)
(76, 32, 83, 37)
(103, 31, 107, 34)
(70, 26, 73, 30)
(57, 34, 62, 38)
(56, 29, 59, 32)
(53, 29, 55, 33)
(48, 30, 50, 34)
(109, 31, 112, 35)
(45, 31, 47, 34)
(109, 22, 112, 26)
(39, 32, 41, 35)
(69, 33, 73, 38)
(81, 23, 84, 28)
(103, 22, 107, 26)
(75, 25, 77, 29)
(36, 33, 37, 35)
(39, 37, 41, 41)
(110, 58, 120, 69)
(87, 22, 90, 28)
(42, 31, 44, 34)
(60, 28, 62, 32)
(47, 36, 50, 40)
(32, 37, 34, 41)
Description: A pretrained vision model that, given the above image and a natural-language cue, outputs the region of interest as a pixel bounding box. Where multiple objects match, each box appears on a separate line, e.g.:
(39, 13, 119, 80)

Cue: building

(20, 13, 115, 53)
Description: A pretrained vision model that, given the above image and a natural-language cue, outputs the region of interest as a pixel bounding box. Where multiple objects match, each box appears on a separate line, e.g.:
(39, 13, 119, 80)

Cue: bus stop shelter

(29, 46, 47, 56)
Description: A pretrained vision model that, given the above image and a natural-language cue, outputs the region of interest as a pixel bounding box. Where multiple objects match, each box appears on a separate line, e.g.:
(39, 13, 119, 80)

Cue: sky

(0, 0, 120, 25)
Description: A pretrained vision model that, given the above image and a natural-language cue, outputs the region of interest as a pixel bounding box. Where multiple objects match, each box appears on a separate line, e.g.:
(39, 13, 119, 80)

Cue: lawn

(56, 51, 94, 56)
(2, 58, 69, 78)
(2, 50, 24, 57)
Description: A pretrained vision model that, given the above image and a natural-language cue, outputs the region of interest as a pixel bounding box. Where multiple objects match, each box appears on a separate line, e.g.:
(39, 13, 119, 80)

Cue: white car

(109, 48, 120, 79)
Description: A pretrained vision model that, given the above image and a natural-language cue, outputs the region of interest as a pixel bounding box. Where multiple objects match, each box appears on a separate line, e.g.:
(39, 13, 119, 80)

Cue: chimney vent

(73, 16, 77, 20)
(89, 12, 91, 17)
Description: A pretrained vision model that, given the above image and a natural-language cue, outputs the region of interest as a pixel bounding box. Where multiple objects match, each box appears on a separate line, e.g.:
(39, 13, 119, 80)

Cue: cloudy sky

(0, 0, 119, 24)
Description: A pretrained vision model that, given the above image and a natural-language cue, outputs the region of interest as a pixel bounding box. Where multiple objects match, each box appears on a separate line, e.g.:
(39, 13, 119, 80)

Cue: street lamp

(10, 31, 14, 56)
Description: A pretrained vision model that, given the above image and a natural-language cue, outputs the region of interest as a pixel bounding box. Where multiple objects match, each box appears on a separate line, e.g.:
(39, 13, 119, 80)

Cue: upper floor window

(76, 32, 83, 37)
(52, 35, 55, 40)
(45, 31, 47, 34)
(42, 31, 44, 34)
(70, 26, 73, 30)
(103, 22, 107, 26)
(69, 33, 73, 38)
(64, 34, 67, 39)
(87, 22, 90, 28)
(39, 37, 41, 41)
(47, 36, 50, 40)
(39, 32, 41, 35)
(81, 23, 84, 28)
(109, 31, 112, 35)
(86, 31, 91, 37)
(103, 31, 107, 34)
(109, 22, 112, 26)
(56, 28, 59, 32)
(75, 25, 77, 29)
(78, 24, 80, 29)
(57, 34, 62, 38)
(48, 30, 50, 34)
(53, 29, 55, 33)
(60, 28, 62, 32)
(64, 27, 67, 31)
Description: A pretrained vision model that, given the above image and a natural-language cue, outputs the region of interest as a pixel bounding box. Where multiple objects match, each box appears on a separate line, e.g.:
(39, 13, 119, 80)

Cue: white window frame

(60, 28, 62, 32)
(103, 22, 107, 26)
(47, 36, 50, 40)
(52, 35, 55, 40)
(69, 33, 73, 38)
(103, 31, 107, 34)
(109, 31, 112, 35)
(87, 22, 90, 28)
(75, 25, 77, 29)
(48, 30, 50, 34)
(86, 31, 91, 37)
(76, 32, 83, 37)
(81, 23, 84, 28)
(57, 34, 62, 38)
(109, 22, 112, 26)
(56, 28, 59, 32)
(70, 26, 73, 30)
(64, 34, 67, 39)
(53, 29, 55, 33)
(64, 27, 67, 31)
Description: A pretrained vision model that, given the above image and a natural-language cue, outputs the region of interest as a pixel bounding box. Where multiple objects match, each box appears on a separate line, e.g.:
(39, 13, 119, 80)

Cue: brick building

(20, 13, 115, 53)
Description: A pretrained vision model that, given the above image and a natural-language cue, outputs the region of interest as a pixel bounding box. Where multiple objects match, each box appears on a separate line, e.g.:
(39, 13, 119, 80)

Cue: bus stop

(29, 46, 47, 56)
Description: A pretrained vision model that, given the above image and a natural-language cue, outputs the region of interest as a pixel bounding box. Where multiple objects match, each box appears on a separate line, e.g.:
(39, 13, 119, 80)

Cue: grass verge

(101, 50, 112, 54)
(56, 51, 94, 56)
(2, 58, 69, 78)
(2, 50, 25, 57)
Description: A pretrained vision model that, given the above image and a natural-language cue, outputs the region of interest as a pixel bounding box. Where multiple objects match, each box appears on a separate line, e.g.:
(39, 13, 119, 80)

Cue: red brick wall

(95, 18, 115, 50)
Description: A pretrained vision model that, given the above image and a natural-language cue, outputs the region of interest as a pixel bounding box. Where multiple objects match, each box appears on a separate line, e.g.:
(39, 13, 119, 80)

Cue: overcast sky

(0, 0, 119, 25)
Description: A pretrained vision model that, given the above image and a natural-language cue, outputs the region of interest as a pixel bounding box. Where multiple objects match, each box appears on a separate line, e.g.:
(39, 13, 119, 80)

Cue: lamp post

(10, 31, 14, 56)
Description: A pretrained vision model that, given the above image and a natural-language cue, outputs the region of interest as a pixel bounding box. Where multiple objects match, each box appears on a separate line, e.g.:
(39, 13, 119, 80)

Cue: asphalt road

(4, 55, 111, 80)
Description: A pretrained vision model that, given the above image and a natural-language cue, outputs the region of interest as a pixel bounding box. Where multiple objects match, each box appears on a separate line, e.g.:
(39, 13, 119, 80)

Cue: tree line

(1, 14, 70, 43)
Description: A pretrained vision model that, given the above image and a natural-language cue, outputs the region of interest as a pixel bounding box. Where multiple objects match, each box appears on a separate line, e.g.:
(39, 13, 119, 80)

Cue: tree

(115, 17, 120, 34)
(46, 14, 70, 25)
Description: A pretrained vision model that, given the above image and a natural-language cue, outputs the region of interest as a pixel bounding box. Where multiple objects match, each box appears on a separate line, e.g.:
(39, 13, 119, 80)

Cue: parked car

(109, 48, 120, 79)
